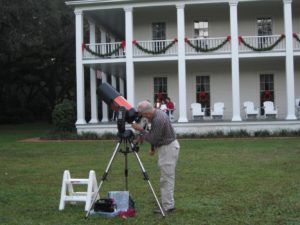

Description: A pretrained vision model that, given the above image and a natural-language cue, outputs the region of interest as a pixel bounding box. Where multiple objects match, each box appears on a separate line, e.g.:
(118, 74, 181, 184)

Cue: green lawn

(0, 123, 300, 225)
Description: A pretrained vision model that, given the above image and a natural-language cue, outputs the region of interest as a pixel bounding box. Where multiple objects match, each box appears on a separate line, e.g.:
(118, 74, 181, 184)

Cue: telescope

(85, 82, 166, 218)
(98, 82, 140, 136)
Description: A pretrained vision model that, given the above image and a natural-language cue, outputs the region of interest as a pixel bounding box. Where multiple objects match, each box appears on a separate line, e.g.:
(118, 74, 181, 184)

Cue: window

(196, 76, 210, 116)
(257, 17, 272, 48)
(152, 22, 166, 51)
(154, 77, 167, 102)
(194, 20, 209, 38)
(257, 18, 272, 36)
(194, 20, 209, 50)
(260, 74, 274, 114)
(152, 22, 166, 40)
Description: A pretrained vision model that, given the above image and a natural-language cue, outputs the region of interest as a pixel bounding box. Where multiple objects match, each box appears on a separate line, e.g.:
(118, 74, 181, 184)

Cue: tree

(0, 0, 76, 123)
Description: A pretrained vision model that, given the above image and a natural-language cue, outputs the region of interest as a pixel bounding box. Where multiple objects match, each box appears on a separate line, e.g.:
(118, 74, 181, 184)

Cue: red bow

(199, 91, 206, 97)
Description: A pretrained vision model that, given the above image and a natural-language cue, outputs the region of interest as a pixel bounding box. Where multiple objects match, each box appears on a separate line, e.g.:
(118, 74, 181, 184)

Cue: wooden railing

(133, 39, 178, 57)
(83, 42, 125, 59)
(239, 35, 285, 52)
(294, 33, 300, 51)
(82, 34, 300, 60)
(185, 37, 231, 55)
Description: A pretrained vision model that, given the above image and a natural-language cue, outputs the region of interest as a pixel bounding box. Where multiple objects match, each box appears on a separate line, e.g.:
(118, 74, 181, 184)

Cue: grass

(0, 123, 300, 225)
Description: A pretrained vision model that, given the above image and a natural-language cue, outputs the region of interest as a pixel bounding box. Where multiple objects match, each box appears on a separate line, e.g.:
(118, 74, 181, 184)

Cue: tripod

(85, 130, 165, 218)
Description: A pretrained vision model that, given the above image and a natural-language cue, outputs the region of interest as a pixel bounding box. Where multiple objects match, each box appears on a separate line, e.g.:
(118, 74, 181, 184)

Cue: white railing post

(101, 72, 109, 122)
(229, 0, 242, 121)
(75, 9, 86, 125)
(283, 0, 296, 120)
(124, 6, 135, 105)
(89, 20, 99, 124)
(177, 3, 188, 122)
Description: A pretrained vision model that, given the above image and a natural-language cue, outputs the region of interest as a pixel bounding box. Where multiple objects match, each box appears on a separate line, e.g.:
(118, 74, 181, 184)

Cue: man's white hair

(137, 100, 153, 113)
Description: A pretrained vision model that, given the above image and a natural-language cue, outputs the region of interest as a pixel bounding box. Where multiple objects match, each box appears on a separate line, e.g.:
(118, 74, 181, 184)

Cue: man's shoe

(153, 207, 176, 214)
(165, 208, 176, 213)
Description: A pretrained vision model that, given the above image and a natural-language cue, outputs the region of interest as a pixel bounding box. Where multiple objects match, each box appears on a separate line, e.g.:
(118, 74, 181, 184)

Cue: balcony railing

(239, 35, 286, 53)
(133, 39, 178, 57)
(83, 42, 125, 59)
(82, 34, 300, 60)
(294, 33, 300, 51)
(185, 37, 231, 55)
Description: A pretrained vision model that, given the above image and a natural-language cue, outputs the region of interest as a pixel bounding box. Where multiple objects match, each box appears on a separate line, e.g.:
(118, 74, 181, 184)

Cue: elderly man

(131, 100, 180, 213)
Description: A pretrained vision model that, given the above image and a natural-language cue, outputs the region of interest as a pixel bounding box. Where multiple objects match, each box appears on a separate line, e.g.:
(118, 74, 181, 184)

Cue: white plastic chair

(191, 103, 204, 120)
(160, 103, 167, 112)
(211, 102, 225, 120)
(295, 98, 300, 118)
(243, 101, 259, 119)
(263, 101, 277, 118)
(167, 102, 176, 122)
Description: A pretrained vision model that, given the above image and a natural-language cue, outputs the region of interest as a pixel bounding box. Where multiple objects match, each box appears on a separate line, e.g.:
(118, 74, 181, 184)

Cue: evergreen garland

(239, 34, 285, 52)
(293, 33, 300, 43)
(83, 41, 125, 57)
(184, 37, 230, 52)
(133, 38, 177, 55)
(81, 33, 295, 57)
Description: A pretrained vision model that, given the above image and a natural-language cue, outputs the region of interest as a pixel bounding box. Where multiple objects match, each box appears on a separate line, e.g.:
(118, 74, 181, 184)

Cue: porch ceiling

(89, 62, 126, 78)
(88, 9, 125, 39)
(74, 0, 300, 42)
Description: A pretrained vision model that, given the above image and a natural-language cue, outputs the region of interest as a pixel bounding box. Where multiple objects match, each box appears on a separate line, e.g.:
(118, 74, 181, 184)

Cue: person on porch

(154, 97, 162, 109)
(165, 97, 175, 117)
(160, 99, 167, 113)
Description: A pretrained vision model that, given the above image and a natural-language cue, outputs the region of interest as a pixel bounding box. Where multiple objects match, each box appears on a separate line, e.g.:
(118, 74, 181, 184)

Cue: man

(131, 100, 180, 213)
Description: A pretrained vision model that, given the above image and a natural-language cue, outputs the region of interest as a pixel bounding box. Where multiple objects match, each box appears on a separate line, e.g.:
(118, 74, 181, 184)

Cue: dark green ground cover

(0, 123, 300, 225)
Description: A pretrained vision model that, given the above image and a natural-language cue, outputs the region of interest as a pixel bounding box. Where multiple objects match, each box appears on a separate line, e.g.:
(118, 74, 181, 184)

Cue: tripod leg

(85, 141, 122, 219)
(131, 147, 165, 217)
(123, 139, 129, 191)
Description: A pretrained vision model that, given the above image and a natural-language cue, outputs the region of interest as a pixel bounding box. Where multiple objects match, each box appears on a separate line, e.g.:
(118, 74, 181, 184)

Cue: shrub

(254, 130, 271, 137)
(79, 132, 100, 140)
(227, 129, 250, 138)
(52, 99, 76, 132)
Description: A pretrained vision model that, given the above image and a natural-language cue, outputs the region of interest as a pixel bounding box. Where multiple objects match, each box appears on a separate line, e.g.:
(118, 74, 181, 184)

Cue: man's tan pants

(157, 140, 180, 211)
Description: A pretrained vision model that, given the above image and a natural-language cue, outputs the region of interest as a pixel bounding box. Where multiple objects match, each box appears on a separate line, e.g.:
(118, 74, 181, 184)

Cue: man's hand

(132, 123, 143, 132)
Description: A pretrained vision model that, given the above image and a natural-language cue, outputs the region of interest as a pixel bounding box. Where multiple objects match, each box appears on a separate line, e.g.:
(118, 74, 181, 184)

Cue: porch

(76, 119, 300, 136)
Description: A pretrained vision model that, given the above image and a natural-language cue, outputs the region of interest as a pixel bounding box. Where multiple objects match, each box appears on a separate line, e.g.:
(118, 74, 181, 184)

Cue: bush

(254, 130, 271, 137)
(52, 99, 76, 132)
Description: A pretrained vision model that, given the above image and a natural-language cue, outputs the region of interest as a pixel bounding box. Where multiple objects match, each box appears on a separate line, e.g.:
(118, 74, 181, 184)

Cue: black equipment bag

(94, 198, 116, 212)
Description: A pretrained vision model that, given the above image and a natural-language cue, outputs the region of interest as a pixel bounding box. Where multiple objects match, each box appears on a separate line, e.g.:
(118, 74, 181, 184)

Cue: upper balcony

(82, 33, 300, 61)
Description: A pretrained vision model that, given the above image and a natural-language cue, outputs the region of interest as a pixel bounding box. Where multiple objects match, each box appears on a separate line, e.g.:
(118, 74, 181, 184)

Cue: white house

(65, 0, 300, 135)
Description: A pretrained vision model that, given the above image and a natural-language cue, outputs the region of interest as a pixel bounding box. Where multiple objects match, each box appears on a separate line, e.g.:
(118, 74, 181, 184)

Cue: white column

(88, 21, 99, 124)
(124, 7, 135, 105)
(111, 75, 117, 90)
(283, 0, 296, 120)
(176, 3, 188, 122)
(229, 1, 242, 121)
(119, 77, 125, 96)
(75, 10, 86, 125)
(100, 27, 106, 43)
(101, 72, 109, 122)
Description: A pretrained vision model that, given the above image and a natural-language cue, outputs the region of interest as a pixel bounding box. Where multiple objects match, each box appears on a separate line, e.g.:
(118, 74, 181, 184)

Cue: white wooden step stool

(59, 170, 99, 211)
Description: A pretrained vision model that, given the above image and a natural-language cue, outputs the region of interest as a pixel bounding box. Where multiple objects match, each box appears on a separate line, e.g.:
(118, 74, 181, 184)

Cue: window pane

(152, 22, 166, 40)
(154, 77, 168, 101)
(196, 75, 210, 116)
(257, 17, 272, 35)
(260, 74, 274, 113)
(194, 20, 208, 38)
(194, 22, 200, 29)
